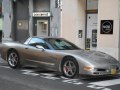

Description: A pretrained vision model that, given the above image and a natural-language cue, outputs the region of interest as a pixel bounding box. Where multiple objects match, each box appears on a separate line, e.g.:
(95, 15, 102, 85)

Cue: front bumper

(83, 65, 120, 76)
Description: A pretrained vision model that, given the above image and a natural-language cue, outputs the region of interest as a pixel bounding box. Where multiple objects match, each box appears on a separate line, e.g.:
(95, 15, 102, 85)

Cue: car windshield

(45, 38, 80, 50)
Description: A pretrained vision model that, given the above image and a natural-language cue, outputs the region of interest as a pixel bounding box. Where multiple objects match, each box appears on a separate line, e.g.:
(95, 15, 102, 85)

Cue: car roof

(31, 36, 64, 39)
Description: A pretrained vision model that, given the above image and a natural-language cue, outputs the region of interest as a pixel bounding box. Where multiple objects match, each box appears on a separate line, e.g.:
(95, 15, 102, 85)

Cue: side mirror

(36, 45, 45, 51)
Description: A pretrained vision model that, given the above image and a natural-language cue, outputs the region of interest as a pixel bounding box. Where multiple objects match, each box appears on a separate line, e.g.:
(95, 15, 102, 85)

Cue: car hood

(58, 50, 119, 65)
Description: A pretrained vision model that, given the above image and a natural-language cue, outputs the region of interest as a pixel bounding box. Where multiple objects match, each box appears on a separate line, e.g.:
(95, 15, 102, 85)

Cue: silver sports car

(0, 37, 120, 78)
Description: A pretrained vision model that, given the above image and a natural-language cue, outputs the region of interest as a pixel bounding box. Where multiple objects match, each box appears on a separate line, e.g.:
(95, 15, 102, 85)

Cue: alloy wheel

(8, 52, 19, 67)
(63, 60, 77, 78)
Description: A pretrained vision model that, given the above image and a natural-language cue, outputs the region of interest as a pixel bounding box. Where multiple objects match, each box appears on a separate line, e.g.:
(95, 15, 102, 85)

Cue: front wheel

(61, 57, 79, 78)
(7, 50, 20, 68)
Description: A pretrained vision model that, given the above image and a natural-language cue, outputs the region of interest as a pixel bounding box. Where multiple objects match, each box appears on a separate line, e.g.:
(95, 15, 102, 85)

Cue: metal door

(15, 0, 29, 43)
(86, 13, 98, 50)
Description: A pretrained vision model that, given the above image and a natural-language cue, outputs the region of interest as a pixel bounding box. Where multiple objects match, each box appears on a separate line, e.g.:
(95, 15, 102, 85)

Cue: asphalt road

(0, 58, 120, 90)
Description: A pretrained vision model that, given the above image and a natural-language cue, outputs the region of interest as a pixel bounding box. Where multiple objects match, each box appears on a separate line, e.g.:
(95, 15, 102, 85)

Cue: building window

(87, 0, 98, 10)
(33, 0, 50, 12)
(55, 0, 60, 8)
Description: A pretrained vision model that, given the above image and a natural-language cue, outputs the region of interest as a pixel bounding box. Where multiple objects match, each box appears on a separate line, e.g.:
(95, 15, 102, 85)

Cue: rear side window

(46, 38, 80, 50)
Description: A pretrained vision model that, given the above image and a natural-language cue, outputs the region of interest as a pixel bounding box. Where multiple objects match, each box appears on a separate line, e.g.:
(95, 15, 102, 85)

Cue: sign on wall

(100, 20, 113, 34)
(33, 12, 51, 17)
(78, 30, 82, 38)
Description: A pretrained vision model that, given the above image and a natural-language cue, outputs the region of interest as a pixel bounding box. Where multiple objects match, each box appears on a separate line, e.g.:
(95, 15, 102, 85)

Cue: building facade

(2, 0, 61, 42)
(61, 0, 120, 60)
(1, 0, 120, 60)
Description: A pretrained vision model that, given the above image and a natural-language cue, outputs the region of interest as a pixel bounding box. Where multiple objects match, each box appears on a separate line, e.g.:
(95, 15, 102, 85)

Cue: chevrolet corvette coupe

(0, 37, 120, 78)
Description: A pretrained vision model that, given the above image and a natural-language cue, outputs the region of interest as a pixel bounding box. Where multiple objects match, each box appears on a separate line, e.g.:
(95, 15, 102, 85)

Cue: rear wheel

(7, 50, 20, 68)
(61, 57, 79, 78)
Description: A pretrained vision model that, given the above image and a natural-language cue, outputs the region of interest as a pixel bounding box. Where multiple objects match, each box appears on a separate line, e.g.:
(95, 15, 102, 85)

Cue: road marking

(2, 65, 120, 88)
(21, 69, 83, 85)
(40, 73, 60, 80)
(40, 73, 56, 76)
(87, 79, 120, 90)
(89, 79, 120, 87)
(40, 75, 60, 80)
(102, 88, 112, 90)
(87, 85, 110, 90)
(62, 79, 83, 85)
(60, 76, 70, 79)
(0, 66, 11, 69)
(21, 70, 40, 76)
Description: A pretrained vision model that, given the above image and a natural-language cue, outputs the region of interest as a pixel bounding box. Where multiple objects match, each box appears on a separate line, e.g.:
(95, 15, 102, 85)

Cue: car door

(23, 38, 57, 69)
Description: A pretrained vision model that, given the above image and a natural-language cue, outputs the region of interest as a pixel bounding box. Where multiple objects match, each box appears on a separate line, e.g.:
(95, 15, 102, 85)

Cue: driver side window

(28, 38, 49, 49)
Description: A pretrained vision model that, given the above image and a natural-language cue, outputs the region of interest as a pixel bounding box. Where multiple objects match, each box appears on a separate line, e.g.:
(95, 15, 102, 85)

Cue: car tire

(61, 57, 79, 78)
(7, 50, 20, 68)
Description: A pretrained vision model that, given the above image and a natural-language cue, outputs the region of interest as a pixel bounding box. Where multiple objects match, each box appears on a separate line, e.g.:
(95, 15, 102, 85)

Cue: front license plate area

(111, 69, 117, 75)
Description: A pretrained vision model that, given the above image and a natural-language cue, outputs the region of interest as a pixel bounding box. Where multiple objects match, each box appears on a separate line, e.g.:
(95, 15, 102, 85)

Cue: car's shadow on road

(20, 66, 60, 76)
(80, 75, 120, 82)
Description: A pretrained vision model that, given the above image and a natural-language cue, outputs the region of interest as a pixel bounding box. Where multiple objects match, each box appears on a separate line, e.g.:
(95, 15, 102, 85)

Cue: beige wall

(97, 0, 120, 60)
(61, 0, 86, 49)
(61, 0, 120, 60)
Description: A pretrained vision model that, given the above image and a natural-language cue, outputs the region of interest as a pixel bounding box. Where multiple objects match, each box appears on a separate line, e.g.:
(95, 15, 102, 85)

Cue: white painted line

(21, 70, 40, 76)
(40, 73, 56, 76)
(63, 79, 79, 82)
(40, 76, 60, 80)
(102, 88, 112, 90)
(40, 73, 60, 80)
(60, 76, 70, 79)
(87, 85, 105, 89)
(62, 79, 83, 85)
(0, 66, 11, 69)
(89, 79, 120, 87)
(73, 82, 83, 85)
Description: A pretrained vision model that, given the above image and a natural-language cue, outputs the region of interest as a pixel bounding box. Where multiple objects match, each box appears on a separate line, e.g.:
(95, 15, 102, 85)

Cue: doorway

(86, 13, 98, 50)
(37, 20, 48, 36)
